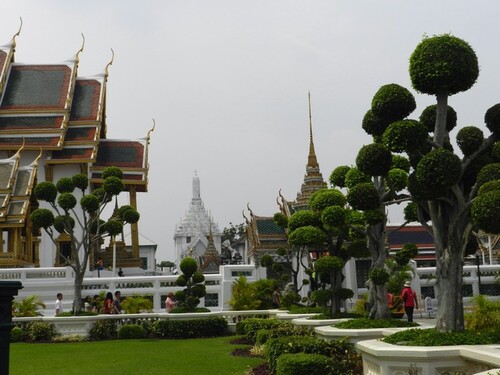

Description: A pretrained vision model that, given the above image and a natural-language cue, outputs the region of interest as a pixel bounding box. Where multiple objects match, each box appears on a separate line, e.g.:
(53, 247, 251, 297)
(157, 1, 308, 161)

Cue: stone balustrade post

(0, 281, 23, 375)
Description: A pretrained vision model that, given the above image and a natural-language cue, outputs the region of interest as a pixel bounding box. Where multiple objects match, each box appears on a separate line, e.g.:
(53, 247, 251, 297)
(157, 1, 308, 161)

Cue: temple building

(246, 93, 327, 262)
(0, 28, 152, 269)
(173, 174, 222, 269)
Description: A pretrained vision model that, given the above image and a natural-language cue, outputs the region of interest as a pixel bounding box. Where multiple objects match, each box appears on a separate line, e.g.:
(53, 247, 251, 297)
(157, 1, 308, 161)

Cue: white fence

(1, 264, 264, 315)
(1, 263, 498, 316)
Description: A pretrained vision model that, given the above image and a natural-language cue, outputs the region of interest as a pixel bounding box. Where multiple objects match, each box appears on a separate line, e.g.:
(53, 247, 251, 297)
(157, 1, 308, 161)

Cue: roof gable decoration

(0, 19, 22, 97)
(0, 152, 20, 191)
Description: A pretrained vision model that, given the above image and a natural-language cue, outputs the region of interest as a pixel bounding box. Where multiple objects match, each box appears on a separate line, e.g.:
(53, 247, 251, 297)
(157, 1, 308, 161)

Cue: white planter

(356, 339, 500, 375)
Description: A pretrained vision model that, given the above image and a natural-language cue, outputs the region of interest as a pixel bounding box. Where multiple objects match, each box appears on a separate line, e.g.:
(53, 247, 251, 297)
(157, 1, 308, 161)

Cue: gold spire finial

(147, 119, 156, 141)
(33, 147, 43, 165)
(13, 138, 26, 158)
(11, 17, 23, 49)
(104, 48, 114, 80)
(75, 33, 85, 63)
(307, 91, 318, 168)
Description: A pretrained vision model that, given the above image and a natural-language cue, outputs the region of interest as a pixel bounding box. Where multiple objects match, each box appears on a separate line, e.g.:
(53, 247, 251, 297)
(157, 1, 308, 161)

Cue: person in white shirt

(55, 293, 63, 316)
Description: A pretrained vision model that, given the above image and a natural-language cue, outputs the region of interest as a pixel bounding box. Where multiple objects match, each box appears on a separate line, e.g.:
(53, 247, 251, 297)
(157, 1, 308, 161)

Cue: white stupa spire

(192, 170, 201, 202)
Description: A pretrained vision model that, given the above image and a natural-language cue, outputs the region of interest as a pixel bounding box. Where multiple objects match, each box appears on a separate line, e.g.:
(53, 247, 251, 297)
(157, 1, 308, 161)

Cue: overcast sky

(3, 1, 500, 263)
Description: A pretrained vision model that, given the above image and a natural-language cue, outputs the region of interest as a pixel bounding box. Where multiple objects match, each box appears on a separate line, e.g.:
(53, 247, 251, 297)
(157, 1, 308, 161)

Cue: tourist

(118, 268, 124, 277)
(165, 292, 176, 313)
(113, 291, 123, 314)
(84, 296, 93, 312)
(55, 293, 63, 316)
(400, 281, 419, 322)
(272, 287, 281, 309)
(92, 294, 100, 313)
(103, 292, 114, 314)
(96, 257, 104, 277)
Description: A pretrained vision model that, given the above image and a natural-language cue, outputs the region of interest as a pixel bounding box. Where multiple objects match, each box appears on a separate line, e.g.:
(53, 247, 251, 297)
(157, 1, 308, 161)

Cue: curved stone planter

(314, 323, 435, 343)
(292, 317, 350, 329)
(356, 339, 500, 375)
(274, 312, 317, 321)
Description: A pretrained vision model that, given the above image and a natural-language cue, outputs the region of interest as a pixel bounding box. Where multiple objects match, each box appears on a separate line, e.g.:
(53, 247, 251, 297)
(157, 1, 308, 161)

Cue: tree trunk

(73, 267, 85, 314)
(434, 92, 448, 146)
(367, 223, 390, 319)
(330, 269, 343, 316)
(435, 242, 465, 332)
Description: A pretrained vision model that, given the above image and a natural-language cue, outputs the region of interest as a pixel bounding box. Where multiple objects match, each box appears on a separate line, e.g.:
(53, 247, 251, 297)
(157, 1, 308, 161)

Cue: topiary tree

(330, 84, 417, 319)
(403, 34, 500, 332)
(175, 257, 206, 311)
(280, 189, 366, 316)
(30, 167, 140, 314)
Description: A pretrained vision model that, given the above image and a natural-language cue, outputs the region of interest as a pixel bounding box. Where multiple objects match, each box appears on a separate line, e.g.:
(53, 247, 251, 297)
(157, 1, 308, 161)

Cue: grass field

(10, 336, 263, 375)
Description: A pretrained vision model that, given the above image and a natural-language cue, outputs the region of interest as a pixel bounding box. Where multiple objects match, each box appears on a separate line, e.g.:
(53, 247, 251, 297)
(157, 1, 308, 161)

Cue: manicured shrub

(383, 327, 497, 346)
(136, 318, 157, 337)
(255, 324, 312, 346)
(153, 317, 227, 339)
(265, 336, 360, 374)
(118, 324, 145, 339)
(334, 317, 418, 329)
(276, 353, 331, 375)
(235, 318, 285, 342)
(10, 326, 24, 342)
(26, 321, 57, 342)
(88, 319, 117, 341)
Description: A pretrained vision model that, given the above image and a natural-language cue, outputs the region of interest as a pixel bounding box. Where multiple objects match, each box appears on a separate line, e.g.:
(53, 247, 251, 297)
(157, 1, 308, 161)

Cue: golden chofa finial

(11, 17, 23, 49)
(33, 147, 43, 166)
(75, 33, 85, 64)
(13, 138, 26, 158)
(147, 119, 156, 141)
(104, 48, 114, 80)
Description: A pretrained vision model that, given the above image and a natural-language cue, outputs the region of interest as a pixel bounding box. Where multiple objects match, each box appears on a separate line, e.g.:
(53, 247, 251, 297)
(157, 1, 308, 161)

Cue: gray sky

(3, 1, 500, 262)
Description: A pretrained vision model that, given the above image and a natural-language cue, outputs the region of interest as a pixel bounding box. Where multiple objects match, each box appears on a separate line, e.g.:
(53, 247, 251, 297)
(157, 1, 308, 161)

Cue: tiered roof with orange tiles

(0, 29, 151, 193)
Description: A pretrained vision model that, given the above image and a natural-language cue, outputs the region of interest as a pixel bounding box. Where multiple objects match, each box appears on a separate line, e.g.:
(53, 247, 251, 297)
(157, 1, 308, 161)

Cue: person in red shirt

(400, 281, 418, 322)
(103, 292, 114, 314)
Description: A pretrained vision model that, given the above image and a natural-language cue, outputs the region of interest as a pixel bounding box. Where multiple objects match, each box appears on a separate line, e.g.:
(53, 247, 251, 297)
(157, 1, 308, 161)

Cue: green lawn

(10, 336, 263, 375)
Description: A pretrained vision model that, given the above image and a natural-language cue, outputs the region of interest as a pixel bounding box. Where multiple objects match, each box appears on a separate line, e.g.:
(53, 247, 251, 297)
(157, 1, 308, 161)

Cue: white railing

(0, 264, 263, 315)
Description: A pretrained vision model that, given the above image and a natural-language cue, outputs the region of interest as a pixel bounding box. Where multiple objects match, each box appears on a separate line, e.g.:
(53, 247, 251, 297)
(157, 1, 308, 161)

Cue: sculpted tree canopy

(348, 34, 500, 332)
(30, 167, 140, 315)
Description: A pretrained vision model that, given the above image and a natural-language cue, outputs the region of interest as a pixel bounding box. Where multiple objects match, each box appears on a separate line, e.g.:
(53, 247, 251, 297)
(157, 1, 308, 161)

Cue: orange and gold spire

(294, 92, 327, 211)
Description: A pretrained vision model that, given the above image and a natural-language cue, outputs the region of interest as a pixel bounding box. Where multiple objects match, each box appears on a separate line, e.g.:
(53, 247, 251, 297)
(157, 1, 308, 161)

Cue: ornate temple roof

(0, 148, 40, 227)
(244, 205, 287, 257)
(0, 28, 150, 190)
(174, 174, 221, 237)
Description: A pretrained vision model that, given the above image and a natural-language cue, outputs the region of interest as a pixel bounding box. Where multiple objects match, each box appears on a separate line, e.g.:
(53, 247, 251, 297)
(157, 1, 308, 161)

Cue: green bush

(465, 295, 500, 333)
(286, 305, 323, 314)
(52, 334, 87, 343)
(118, 324, 145, 339)
(136, 318, 157, 337)
(235, 318, 284, 342)
(383, 328, 497, 346)
(334, 318, 418, 329)
(153, 317, 227, 339)
(26, 321, 57, 342)
(255, 324, 312, 346)
(265, 336, 360, 374)
(88, 319, 117, 341)
(276, 353, 331, 375)
(10, 326, 24, 342)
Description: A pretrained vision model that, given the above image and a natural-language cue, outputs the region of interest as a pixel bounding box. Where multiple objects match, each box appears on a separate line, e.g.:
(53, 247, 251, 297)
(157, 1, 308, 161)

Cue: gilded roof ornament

(147, 119, 155, 142)
(13, 138, 25, 158)
(11, 17, 23, 50)
(75, 33, 85, 64)
(104, 48, 114, 80)
(32, 147, 43, 167)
